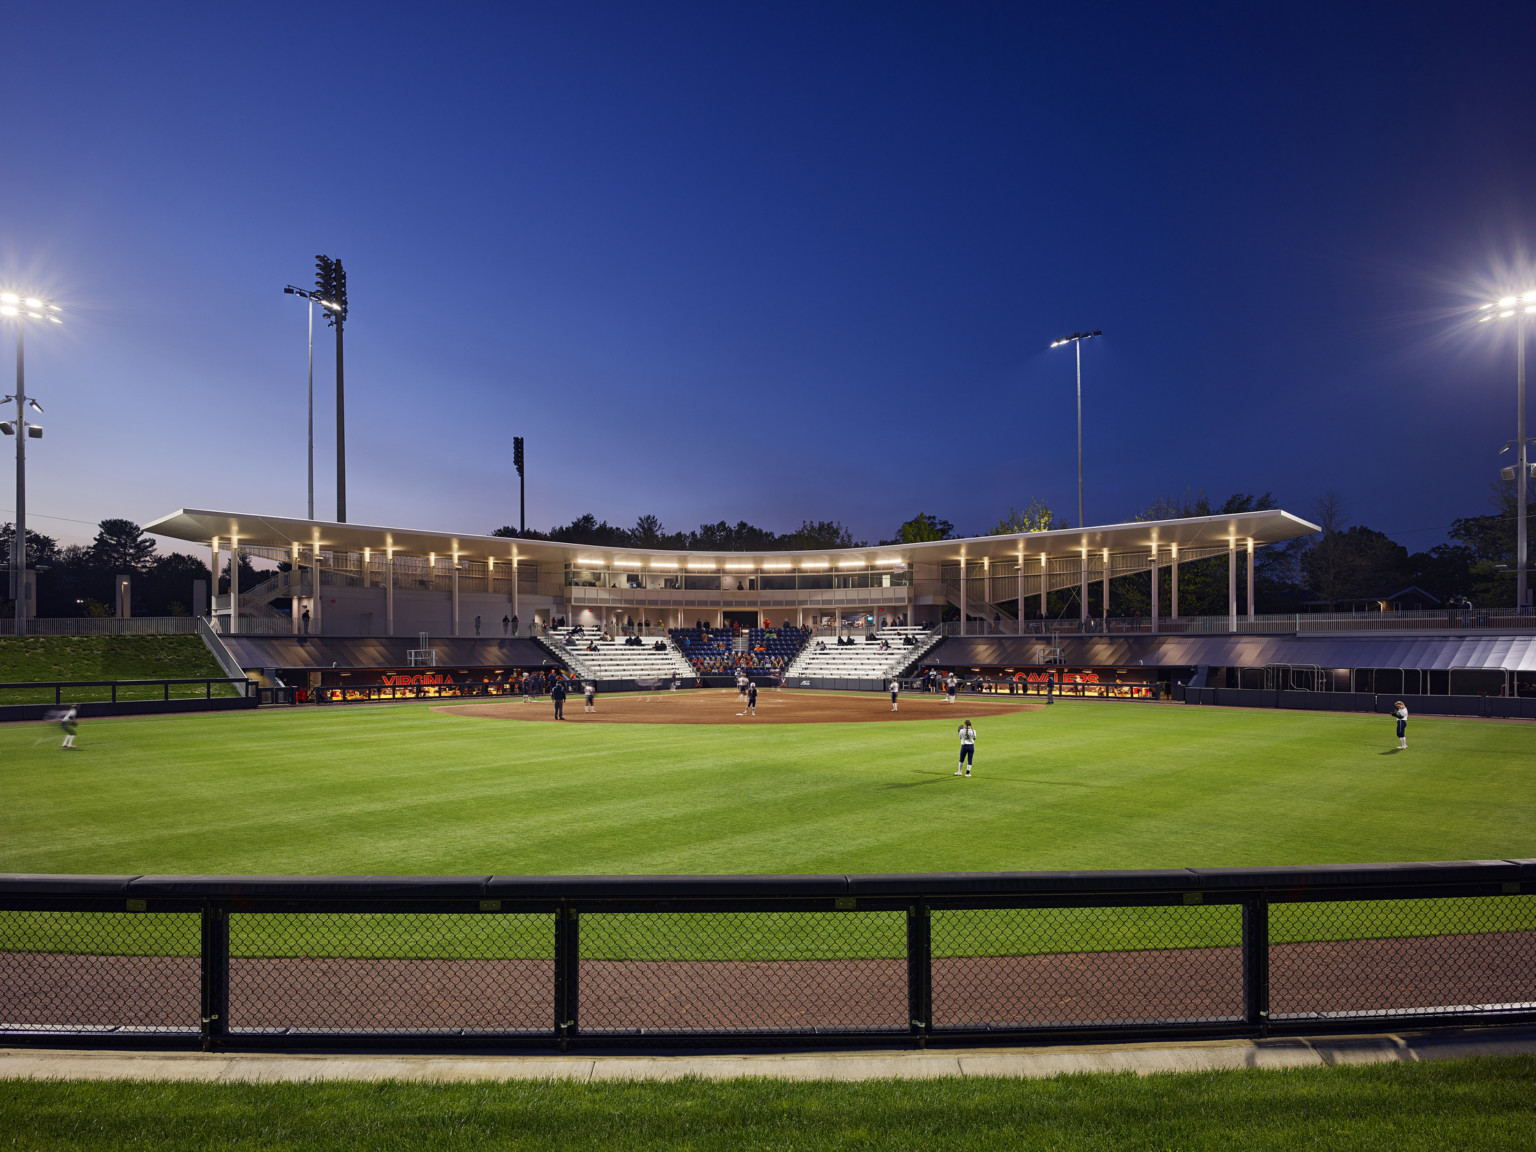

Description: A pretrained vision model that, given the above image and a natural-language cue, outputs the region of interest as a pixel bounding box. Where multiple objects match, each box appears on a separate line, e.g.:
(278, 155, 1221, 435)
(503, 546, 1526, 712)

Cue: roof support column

(1080, 550, 1088, 622)
(1101, 549, 1110, 622)
(210, 537, 221, 631)
(291, 543, 301, 635)
(1228, 540, 1238, 633)
(512, 556, 519, 627)
(452, 558, 461, 637)
(229, 539, 240, 636)
(385, 551, 395, 636)
(1017, 551, 1025, 636)
(1040, 554, 1047, 621)
(1149, 545, 1158, 635)
(1171, 544, 1179, 620)
(1247, 539, 1256, 622)
(959, 558, 966, 636)
(311, 546, 322, 636)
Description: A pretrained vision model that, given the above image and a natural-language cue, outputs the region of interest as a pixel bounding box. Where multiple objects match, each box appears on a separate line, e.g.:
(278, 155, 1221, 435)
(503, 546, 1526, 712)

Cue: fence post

(555, 904, 579, 1050)
(200, 903, 229, 1051)
(1241, 896, 1269, 1037)
(906, 903, 931, 1047)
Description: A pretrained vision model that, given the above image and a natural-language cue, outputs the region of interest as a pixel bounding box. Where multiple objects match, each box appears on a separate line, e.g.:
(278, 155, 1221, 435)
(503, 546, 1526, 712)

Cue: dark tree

(90, 519, 157, 573)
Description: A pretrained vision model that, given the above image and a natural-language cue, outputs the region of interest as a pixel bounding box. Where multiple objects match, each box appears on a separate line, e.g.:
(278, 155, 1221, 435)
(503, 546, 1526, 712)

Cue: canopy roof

(145, 507, 1321, 568)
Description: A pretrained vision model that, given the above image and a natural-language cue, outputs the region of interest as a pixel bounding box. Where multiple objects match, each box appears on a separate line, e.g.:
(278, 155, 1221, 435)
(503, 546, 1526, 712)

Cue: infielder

(889, 677, 900, 712)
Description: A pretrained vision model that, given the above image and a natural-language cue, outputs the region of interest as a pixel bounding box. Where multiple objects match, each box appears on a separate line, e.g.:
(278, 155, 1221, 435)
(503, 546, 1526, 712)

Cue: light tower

(0, 292, 62, 635)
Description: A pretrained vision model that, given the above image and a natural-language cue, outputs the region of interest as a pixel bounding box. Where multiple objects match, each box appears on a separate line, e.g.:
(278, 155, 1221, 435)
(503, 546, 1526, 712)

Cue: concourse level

(145, 506, 1322, 639)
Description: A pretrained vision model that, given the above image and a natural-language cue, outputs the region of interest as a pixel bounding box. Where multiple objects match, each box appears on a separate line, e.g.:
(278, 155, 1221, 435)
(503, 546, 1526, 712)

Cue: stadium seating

(783, 626, 935, 681)
(669, 626, 809, 677)
(549, 627, 695, 682)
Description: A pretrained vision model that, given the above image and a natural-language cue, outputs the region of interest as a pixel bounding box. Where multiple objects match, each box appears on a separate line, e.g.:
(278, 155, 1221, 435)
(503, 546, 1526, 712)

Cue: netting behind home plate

(1, 865, 1532, 1048)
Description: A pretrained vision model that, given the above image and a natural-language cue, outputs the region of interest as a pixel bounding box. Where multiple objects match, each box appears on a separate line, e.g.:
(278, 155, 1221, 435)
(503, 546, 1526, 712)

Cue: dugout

(913, 663, 1177, 699)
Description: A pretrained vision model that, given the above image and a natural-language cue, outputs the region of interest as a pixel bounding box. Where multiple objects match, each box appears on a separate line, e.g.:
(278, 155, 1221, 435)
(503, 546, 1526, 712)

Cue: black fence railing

(1, 862, 1531, 1051)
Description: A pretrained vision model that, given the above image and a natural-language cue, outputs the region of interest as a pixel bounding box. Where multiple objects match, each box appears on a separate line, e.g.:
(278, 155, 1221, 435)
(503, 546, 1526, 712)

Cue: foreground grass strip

(2, 1056, 1534, 1150)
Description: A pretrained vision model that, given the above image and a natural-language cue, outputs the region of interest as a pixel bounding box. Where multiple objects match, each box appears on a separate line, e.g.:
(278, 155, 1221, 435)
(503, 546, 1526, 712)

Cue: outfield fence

(1, 863, 1532, 1051)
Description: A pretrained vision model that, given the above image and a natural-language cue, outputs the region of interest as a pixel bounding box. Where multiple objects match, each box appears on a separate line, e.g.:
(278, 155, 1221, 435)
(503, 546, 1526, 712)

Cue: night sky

(3, 2, 1535, 553)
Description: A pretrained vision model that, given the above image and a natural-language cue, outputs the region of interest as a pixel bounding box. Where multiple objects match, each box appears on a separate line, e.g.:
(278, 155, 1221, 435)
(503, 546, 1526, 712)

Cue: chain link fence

(1, 865, 1531, 1048)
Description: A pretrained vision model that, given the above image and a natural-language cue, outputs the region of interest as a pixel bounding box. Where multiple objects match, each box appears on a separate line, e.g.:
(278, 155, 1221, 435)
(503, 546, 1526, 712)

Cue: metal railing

(0, 677, 254, 707)
(0, 617, 198, 636)
(1, 862, 1530, 1051)
(938, 609, 1536, 638)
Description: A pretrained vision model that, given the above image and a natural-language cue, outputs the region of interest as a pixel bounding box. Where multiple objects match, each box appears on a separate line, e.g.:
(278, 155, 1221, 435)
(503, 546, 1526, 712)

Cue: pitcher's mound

(434, 690, 1044, 725)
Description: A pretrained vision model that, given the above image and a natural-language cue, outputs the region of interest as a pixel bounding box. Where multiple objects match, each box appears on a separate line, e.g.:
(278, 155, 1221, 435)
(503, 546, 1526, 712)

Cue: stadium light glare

(0, 306, 15, 317)
(799, 561, 829, 569)
(648, 561, 677, 569)
(761, 562, 792, 569)
(1500, 296, 1519, 307)
(836, 560, 865, 568)
(0, 293, 17, 303)
(613, 559, 642, 567)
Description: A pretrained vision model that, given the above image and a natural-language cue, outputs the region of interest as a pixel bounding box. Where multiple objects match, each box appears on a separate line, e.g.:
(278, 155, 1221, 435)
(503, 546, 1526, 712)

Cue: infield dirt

(433, 689, 1044, 725)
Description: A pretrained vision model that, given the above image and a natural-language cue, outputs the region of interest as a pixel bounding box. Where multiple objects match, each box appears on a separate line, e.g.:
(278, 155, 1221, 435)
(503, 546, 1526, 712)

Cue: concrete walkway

(3, 1027, 1533, 1084)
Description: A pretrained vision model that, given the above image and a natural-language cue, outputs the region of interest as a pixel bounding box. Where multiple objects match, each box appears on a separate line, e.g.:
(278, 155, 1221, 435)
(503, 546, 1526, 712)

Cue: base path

(434, 690, 1043, 726)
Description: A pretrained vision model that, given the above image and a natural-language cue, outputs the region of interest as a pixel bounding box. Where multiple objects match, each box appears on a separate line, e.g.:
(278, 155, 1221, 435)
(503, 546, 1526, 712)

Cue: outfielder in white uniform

(954, 720, 976, 776)
(889, 678, 899, 712)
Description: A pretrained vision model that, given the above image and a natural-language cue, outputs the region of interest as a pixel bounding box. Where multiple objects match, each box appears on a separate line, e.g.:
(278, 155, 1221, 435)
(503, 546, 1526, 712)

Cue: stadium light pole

(1478, 292, 1536, 609)
(282, 285, 330, 521)
(1049, 330, 1102, 529)
(0, 292, 61, 635)
(313, 256, 348, 522)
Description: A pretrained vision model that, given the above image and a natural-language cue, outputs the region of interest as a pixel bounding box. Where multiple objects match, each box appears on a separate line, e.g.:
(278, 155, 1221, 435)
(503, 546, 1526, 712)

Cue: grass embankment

(3, 1057, 1534, 1150)
(0, 634, 232, 703)
(0, 698, 1531, 958)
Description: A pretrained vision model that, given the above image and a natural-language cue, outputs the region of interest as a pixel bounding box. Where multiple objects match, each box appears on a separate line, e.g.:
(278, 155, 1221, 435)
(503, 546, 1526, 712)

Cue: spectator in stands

(475, 615, 482, 636)
(502, 615, 511, 635)
(301, 608, 311, 634)
(511, 614, 519, 636)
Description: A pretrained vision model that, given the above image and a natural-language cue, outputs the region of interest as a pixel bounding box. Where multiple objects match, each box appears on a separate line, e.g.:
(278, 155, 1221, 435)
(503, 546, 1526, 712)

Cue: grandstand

(783, 625, 939, 682)
(547, 626, 694, 682)
(670, 625, 809, 677)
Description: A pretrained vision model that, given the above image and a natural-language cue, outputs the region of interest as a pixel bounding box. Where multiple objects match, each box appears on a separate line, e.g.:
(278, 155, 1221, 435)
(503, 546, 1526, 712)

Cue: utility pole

(314, 255, 349, 522)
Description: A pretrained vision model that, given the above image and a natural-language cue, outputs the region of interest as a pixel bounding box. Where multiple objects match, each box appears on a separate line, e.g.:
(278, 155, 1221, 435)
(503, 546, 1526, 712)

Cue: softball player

(954, 720, 976, 776)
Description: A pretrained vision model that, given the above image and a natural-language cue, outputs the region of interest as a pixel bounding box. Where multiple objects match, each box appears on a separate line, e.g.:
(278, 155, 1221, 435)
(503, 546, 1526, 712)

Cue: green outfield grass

(3, 1057, 1535, 1151)
(1, 695, 1531, 959)
(2, 694, 1531, 877)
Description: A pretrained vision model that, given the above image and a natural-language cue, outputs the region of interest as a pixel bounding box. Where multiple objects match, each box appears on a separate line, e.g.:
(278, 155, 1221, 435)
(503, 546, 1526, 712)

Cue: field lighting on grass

(1049, 329, 1102, 529)
(1478, 292, 1536, 608)
(1, 292, 60, 636)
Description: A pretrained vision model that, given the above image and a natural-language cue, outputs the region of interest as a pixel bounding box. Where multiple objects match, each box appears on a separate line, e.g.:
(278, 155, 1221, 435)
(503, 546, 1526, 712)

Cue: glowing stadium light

(799, 561, 830, 570)
(761, 562, 792, 570)
(836, 560, 866, 568)
(648, 561, 678, 569)
(613, 559, 642, 567)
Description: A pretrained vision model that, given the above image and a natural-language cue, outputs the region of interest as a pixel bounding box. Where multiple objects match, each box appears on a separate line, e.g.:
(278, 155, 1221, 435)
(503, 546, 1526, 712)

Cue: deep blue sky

(3, 2, 1535, 553)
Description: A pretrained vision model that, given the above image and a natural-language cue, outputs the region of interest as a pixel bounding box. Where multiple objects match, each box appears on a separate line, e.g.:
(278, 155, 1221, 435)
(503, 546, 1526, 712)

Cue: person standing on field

(584, 682, 596, 713)
(746, 681, 758, 716)
(945, 672, 958, 703)
(55, 704, 79, 749)
(551, 677, 567, 720)
(889, 677, 900, 712)
(954, 720, 976, 777)
(1393, 701, 1408, 749)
